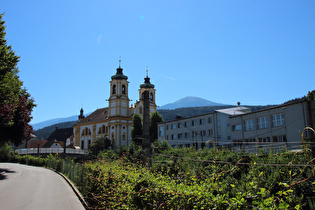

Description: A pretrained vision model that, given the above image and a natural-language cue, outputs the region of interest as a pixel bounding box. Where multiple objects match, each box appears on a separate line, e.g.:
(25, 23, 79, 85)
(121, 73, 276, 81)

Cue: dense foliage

(1, 141, 314, 209)
(0, 13, 35, 146)
(89, 135, 111, 155)
(80, 146, 314, 209)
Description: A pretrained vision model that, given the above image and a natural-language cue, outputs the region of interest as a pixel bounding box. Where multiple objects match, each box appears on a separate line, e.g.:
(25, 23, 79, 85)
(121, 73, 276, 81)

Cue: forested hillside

(158, 105, 274, 122)
(34, 121, 77, 139)
(34, 105, 274, 139)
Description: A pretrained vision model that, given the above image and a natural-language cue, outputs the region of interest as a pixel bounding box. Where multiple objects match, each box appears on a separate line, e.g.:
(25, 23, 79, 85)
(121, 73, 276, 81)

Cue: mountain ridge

(34, 104, 276, 140)
(32, 97, 224, 130)
(32, 112, 92, 130)
(158, 96, 225, 110)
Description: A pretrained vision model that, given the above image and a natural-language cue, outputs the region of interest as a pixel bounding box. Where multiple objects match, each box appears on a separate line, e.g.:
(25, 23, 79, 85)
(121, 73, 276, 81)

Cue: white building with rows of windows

(157, 106, 251, 149)
(230, 98, 314, 152)
(158, 94, 315, 152)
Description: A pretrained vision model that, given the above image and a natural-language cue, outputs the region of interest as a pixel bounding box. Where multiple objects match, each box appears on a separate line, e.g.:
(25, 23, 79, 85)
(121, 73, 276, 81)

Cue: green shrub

(0, 143, 14, 161)
(81, 146, 313, 209)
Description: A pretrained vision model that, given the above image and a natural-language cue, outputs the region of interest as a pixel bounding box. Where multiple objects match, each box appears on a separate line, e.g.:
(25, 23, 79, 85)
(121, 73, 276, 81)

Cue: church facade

(73, 61, 157, 149)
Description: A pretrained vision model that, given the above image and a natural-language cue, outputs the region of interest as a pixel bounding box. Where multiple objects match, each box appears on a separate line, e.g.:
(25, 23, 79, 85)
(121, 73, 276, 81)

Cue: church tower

(108, 60, 132, 149)
(78, 108, 85, 121)
(135, 70, 157, 117)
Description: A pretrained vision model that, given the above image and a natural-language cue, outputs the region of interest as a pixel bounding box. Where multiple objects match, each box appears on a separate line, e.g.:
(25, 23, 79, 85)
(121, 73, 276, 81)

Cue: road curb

(54, 170, 89, 209)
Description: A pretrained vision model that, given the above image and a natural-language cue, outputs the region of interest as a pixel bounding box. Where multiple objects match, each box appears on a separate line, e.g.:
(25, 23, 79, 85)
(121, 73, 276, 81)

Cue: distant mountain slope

(32, 112, 92, 130)
(158, 105, 275, 122)
(33, 97, 220, 130)
(159, 96, 225, 110)
(34, 121, 78, 140)
(34, 105, 275, 140)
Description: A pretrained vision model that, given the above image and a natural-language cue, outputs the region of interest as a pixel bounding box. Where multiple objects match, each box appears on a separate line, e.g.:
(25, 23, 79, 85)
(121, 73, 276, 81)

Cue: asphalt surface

(0, 163, 85, 210)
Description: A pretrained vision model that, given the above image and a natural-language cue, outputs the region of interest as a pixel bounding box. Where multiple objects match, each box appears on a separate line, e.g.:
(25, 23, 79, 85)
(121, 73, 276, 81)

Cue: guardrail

(15, 148, 89, 155)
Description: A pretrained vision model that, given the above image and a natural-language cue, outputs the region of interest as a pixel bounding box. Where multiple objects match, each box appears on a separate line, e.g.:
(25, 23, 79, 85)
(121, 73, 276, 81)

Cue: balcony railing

(15, 148, 89, 155)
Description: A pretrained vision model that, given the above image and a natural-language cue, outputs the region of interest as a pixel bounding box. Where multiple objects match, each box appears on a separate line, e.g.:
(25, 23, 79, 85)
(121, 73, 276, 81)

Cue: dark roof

(27, 139, 48, 148)
(111, 67, 128, 80)
(140, 76, 155, 88)
(76, 107, 109, 124)
(47, 127, 73, 141)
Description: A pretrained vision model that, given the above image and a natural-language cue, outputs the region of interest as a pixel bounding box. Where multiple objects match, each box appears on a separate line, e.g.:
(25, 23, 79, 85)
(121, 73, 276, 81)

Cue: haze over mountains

(32, 97, 225, 130)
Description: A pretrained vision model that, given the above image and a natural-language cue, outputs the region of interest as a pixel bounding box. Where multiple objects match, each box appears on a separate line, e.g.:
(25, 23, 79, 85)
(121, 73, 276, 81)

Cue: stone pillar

(142, 91, 152, 164)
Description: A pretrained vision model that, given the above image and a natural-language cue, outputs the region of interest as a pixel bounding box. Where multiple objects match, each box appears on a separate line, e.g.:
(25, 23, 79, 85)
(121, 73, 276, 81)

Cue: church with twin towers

(73, 60, 157, 149)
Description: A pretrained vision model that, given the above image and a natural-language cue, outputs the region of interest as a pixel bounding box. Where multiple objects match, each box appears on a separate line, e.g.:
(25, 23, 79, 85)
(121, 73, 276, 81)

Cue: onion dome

(111, 60, 128, 80)
(140, 70, 155, 88)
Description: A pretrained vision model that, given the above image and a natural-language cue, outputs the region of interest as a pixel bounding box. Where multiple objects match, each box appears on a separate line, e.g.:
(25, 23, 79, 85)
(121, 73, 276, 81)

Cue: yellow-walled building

(73, 61, 157, 149)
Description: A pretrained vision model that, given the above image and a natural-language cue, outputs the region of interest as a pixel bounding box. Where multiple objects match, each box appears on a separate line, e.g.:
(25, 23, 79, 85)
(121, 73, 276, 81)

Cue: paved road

(0, 163, 85, 210)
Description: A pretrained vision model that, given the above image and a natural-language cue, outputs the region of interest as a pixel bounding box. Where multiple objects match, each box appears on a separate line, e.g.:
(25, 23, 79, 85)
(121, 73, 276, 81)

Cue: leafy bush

(0, 143, 14, 161)
(1, 139, 314, 209)
(89, 135, 111, 155)
(82, 146, 314, 209)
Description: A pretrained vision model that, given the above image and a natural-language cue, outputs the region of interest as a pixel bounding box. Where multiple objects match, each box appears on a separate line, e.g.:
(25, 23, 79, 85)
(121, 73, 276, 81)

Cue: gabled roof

(76, 107, 109, 124)
(43, 140, 64, 148)
(47, 127, 73, 141)
(27, 139, 48, 148)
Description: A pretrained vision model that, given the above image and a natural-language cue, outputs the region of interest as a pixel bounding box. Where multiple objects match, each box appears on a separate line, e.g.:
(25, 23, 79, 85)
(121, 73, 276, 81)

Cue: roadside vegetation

(1, 140, 314, 209)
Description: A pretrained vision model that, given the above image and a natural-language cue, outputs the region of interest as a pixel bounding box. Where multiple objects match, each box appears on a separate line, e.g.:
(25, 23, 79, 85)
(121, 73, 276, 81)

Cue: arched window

(102, 125, 106, 133)
(85, 127, 91, 136)
(122, 84, 126, 94)
(111, 133, 115, 140)
(122, 132, 126, 141)
(98, 127, 101, 134)
(112, 84, 116, 94)
(150, 92, 153, 101)
(139, 107, 143, 114)
(81, 140, 84, 149)
(81, 130, 85, 136)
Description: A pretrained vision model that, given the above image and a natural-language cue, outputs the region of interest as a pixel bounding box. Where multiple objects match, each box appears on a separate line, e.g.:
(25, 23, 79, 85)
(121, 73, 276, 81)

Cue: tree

(0, 13, 35, 147)
(149, 111, 164, 141)
(131, 113, 142, 142)
(89, 135, 111, 155)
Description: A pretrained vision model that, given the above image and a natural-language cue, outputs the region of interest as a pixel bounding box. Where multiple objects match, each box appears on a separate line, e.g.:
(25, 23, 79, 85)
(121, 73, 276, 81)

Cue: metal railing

(15, 148, 89, 155)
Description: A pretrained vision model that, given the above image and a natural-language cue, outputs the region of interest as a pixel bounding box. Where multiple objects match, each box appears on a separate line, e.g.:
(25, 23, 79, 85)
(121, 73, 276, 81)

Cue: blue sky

(1, 0, 314, 124)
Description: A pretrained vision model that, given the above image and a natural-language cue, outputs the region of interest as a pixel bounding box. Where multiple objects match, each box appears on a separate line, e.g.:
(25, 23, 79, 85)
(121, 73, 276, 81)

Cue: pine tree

(0, 13, 35, 146)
